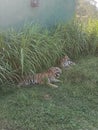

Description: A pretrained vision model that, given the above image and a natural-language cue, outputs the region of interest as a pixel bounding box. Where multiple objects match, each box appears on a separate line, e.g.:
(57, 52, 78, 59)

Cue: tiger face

(18, 67, 62, 88)
(48, 67, 62, 79)
(60, 55, 75, 68)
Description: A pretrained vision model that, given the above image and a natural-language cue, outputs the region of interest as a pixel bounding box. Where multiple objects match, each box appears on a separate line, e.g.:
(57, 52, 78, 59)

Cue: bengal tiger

(60, 55, 75, 68)
(18, 67, 62, 88)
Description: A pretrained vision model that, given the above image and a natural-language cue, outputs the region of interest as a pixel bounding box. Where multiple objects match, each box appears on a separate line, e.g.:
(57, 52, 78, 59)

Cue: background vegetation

(76, 0, 98, 19)
(0, 19, 98, 85)
(0, 1, 98, 129)
(0, 56, 98, 130)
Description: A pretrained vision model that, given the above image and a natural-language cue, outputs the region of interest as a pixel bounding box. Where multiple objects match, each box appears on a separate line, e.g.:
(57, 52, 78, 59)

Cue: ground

(0, 56, 98, 130)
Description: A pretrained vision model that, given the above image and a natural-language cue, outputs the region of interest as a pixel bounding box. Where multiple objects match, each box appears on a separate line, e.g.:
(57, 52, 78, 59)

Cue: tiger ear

(64, 56, 70, 61)
(47, 67, 53, 72)
(64, 55, 69, 59)
(47, 67, 56, 73)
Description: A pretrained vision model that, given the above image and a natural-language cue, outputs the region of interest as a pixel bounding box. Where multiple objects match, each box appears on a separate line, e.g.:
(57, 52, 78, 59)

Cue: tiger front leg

(47, 79, 58, 88)
(53, 79, 61, 82)
(47, 82, 59, 88)
(43, 77, 59, 88)
(50, 77, 61, 83)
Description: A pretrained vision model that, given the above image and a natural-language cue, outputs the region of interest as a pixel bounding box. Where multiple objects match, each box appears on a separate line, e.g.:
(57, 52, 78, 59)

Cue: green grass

(0, 19, 98, 129)
(0, 19, 98, 84)
(0, 56, 98, 130)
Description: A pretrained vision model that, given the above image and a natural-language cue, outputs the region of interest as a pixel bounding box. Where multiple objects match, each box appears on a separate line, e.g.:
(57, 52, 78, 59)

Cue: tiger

(18, 67, 62, 88)
(60, 55, 75, 68)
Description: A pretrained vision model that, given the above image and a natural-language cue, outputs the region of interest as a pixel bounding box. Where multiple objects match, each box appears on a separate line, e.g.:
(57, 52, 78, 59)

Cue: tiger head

(48, 67, 62, 78)
(61, 55, 75, 68)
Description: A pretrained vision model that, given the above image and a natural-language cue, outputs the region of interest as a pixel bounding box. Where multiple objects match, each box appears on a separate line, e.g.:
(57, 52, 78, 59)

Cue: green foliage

(76, 0, 98, 18)
(0, 56, 98, 130)
(62, 56, 98, 85)
(0, 20, 98, 84)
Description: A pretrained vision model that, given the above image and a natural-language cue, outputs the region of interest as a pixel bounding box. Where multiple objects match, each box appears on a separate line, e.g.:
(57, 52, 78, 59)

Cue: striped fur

(60, 55, 75, 68)
(18, 67, 62, 88)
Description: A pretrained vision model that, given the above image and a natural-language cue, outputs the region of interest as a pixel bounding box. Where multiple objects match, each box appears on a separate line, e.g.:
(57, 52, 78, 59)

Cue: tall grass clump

(0, 19, 98, 85)
(0, 25, 64, 85)
(62, 20, 98, 58)
(85, 19, 98, 54)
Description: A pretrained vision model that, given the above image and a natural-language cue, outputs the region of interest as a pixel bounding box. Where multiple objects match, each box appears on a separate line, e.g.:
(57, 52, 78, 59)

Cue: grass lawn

(0, 56, 98, 130)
